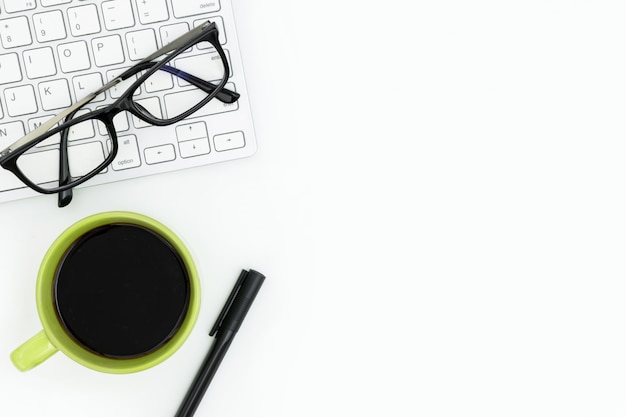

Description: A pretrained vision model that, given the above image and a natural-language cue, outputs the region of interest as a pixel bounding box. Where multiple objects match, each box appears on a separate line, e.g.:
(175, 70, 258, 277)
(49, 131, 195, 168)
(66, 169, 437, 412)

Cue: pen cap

(211, 270, 265, 336)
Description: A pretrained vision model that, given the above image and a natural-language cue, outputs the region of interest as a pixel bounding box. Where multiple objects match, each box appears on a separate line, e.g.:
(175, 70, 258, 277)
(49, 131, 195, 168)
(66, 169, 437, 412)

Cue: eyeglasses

(0, 21, 239, 207)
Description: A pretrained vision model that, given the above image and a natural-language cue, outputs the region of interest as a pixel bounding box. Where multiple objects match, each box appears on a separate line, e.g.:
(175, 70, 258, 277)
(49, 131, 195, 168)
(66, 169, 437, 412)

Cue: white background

(2, 1, 626, 416)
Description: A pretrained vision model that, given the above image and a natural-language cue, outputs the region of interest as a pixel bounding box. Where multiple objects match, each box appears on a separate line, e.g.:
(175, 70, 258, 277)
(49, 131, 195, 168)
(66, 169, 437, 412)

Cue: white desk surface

(2, 1, 626, 416)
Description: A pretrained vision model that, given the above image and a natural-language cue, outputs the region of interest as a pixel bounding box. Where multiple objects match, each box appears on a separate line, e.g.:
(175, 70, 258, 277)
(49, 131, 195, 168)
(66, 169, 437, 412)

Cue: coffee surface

(54, 224, 190, 358)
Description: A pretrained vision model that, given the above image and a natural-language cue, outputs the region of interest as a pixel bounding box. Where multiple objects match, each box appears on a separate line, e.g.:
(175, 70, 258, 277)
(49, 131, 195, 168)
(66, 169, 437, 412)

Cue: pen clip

(209, 270, 248, 336)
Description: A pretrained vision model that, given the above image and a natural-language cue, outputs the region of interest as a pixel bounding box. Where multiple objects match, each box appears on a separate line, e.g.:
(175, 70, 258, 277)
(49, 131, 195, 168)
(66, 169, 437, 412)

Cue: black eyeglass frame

(0, 20, 238, 196)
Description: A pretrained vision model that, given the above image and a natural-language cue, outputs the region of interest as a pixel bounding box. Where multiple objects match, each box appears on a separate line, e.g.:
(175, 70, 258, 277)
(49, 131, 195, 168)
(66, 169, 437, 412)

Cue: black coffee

(53, 224, 190, 359)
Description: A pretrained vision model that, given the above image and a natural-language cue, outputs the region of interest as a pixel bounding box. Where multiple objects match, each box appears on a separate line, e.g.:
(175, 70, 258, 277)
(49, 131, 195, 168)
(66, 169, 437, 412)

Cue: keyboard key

(176, 121, 211, 158)
(136, 0, 169, 24)
(159, 22, 191, 52)
(143, 70, 174, 93)
(0, 16, 33, 49)
(160, 22, 189, 44)
(24, 47, 57, 79)
(126, 29, 157, 61)
(29, 115, 61, 147)
(172, 1, 220, 18)
(33, 10, 67, 43)
(4, 85, 38, 117)
(68, 4, 101, 37)
(3, 0, 36, 13)
(41, 0, 72, 6)
(144, 144, 175, 164)
(28, 116, 53, 134)
(58, 41, 91, 73)
(102, 0, 135, 31)
(39, 79, 72, 111)
(178, 138, 210, 158)
(176, 121, 208, 142)
(107, 134, 141, 170)
(214, 131, 245, 152)
(0, 53, 23, 84)
(92, 35, 125, 67)
(106, 67, 140, 98)
(68, 141, 107, 177)
(73, 73, 105, 102)
(0, 121, 25, 144)
(67, 109, 95, 141)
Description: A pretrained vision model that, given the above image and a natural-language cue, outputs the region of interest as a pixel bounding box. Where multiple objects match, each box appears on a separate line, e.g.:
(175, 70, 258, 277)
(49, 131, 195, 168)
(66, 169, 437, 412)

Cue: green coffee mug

(11, 211, 200, 374)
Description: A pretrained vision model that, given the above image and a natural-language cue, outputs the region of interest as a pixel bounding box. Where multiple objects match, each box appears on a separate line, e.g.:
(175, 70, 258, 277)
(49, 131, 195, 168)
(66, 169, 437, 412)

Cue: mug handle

(11, 330, 59, 371)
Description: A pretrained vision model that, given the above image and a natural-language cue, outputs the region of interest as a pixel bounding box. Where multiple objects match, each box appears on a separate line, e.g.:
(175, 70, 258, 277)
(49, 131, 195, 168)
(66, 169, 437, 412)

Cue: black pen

(174, 269, 266, 417)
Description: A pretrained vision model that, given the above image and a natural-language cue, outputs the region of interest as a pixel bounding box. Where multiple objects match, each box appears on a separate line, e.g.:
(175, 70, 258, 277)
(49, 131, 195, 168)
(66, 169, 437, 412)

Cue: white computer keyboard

(0, 0, 256, 203)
